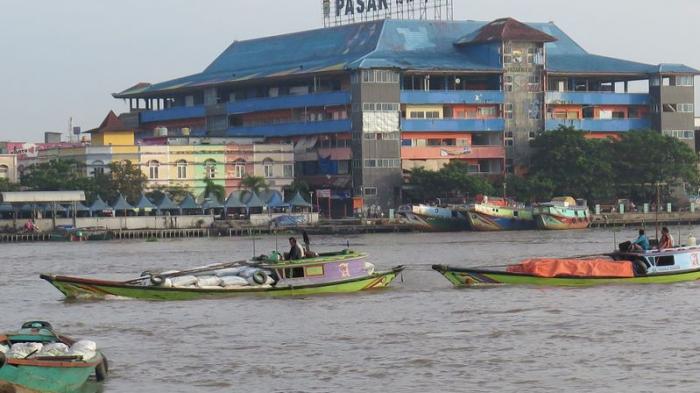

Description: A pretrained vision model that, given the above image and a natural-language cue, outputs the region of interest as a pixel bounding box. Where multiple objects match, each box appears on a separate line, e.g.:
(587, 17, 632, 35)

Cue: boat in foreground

(41, 250, 404, 300)
(0, 321, 107, 393)
(433, 246, 700, 287)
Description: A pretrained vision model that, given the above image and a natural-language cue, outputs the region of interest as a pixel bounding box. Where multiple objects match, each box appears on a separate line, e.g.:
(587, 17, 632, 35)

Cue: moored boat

(0, 321, 108, 393)
(433, 245, 700, 287)
(410, 204, 468, 232)
(533, 196, 591, 230)
(459, 196, 535, 231)
(40, 250, 404, 300)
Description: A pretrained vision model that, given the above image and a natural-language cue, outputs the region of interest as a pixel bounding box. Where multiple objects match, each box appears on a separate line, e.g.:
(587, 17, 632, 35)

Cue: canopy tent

(242, 191, 265, 209)
(261, 190, 288, 209)
(89, 196, 113, 216)
(178, 194, 202, 215)
(112, 194, 136, 216)
(65, 201, 91, 217)
(288, 192, 312, 208)
(201, 193, 224, 211)
(224, 191, 246, 209)
(135, 193, 157, 210)
(156, 194, 179, 214)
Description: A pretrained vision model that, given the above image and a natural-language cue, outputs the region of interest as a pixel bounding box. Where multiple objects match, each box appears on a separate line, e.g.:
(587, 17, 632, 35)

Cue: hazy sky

(0, 0, 698, 141)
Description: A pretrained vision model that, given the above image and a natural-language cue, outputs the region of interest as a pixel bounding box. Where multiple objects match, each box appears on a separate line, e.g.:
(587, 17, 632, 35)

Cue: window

(363, 103, 399, 112)
(234, 160, 246, 178)
(176, 160, 187, 179)
(283, 164, 293, 178)
(363, 187, 377, 196)
(675, 76, 694, 86)
(92, 160, 105, 177)
(409, 111, 425, 119)
(663, 130, 694, 140)
(148, 160, 159, 179)
(504, 76, 513, 92)
(263, 158, 274, 178)
(478, 107, 497, 118)
(364, 159, 376, 168)
(504, 103, 513, 119)
(528, 131, 537, 141)
(361, 70, 399, 84)
(425, 111, 440, 119)
(0, 165, 8, 179)
(205, 160, 217, 179)
(678, 103, 694, 113)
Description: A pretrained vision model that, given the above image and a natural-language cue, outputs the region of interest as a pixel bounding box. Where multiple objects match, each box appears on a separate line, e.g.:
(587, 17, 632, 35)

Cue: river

(2, 227, 700, 392)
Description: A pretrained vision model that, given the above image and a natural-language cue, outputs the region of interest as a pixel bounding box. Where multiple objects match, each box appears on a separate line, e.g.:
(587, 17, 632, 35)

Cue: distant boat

(410, 205, 469, 232)
(459, 196, 535, 231)
(533, 197, 591, 230)
(433, 246, 700, 287)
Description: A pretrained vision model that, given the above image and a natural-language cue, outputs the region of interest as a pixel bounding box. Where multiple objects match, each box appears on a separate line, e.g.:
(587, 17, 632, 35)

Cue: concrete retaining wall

(0, 215, 214, 231)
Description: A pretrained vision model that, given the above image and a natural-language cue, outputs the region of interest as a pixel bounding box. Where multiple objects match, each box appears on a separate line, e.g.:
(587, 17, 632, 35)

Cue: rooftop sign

(323, 0, 453, 27)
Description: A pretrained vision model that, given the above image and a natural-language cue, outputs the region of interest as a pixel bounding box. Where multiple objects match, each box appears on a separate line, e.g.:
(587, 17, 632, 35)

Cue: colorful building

(112, 17, 698, 210)
(17, 112, 294, 197)
(0, 154, 18, 183)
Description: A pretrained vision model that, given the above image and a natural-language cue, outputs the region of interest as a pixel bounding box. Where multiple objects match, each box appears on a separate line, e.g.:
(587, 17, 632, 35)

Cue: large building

(113, 17, 698, 211)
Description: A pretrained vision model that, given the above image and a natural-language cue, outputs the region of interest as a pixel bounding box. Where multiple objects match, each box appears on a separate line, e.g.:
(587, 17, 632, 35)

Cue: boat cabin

(612, 246, 700, 275)
(263, 252, 373, 286)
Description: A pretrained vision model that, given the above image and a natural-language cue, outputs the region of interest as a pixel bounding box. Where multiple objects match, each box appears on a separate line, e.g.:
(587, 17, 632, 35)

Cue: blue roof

(117, 19, 698, 97)
(178, 194, 201, 210)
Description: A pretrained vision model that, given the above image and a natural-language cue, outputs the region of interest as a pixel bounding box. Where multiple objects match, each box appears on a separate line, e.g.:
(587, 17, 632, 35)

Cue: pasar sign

(333, 0, 396, 16)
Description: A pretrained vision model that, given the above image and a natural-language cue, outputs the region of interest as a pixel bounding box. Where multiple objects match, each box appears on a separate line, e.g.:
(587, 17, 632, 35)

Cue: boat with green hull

(0, 322, 107, 393)
(433, 246, 700, 287)
(41, 250, 404, 301)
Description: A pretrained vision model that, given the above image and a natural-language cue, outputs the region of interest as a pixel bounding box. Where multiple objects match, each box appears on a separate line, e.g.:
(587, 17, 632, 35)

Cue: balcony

(545, 91, 650, 106)
(227, 91, 351, 115)
(225, 119, 352, 137)
(545, 118, 652, 132)
(401, 90, 504, 105)
(401, 145, 505, 160)
(401, 118, 505, 132)
(140, 106, 206, 123)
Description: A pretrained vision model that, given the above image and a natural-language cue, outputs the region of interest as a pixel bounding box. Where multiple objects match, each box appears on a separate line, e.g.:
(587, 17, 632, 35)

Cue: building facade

(0, 154, 18, 183)
(113, 17, 698, 210)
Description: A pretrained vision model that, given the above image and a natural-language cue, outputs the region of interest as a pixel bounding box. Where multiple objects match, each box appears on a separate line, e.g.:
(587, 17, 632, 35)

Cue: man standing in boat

(286, 237, 305, 260)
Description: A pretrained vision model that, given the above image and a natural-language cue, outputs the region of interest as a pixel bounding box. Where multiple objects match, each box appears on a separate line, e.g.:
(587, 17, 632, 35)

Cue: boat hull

(535, 213, 591, 230)
(432, 265, 700, 287)
(0, 356, 102, 393)
(414, 215, 468, 232)
(40, 268, 404, 301)
(466, 211, 536, 231)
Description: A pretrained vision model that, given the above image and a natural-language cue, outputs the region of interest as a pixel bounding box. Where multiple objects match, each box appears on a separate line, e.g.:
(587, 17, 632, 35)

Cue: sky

(0, 0, 698, 141)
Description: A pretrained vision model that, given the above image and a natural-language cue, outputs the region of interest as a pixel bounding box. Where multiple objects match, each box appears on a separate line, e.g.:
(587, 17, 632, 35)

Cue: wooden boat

(433, 246, 700, 287)
(0, 322, 107, 393)
(410, 205, 468, 232)
(40, 250, 404, 301)
(533, 196, 591, 230)
(458, 196, 535, 231)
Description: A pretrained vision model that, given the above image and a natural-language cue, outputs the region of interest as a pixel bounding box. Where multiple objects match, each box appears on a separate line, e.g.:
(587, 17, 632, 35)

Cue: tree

(147, 184, 192, 204)
(21, 159, 87, 191)
(406, 161, 495, 202)
(285, 179, 310, 197)
(493, 174, 555, 203)
(241, 175, 269, 194)
(202, 177, 226, 202)
(529, 126, 616, 204)
(93, 160, 148, 203)
(0, 178, 19, 192)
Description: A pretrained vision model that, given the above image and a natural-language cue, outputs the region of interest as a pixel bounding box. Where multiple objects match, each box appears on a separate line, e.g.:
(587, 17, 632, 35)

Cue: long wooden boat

(41, 250, 404, 301)
(458, 200, 535, 231)
(0, 322, 107, 393)
(533, 196, 591, 230)
(433, 246, 700, 287)
(411, 205, 468, 232)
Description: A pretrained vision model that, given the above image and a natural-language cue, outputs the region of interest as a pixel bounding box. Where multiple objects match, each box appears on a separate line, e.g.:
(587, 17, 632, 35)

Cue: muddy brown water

(2, 228, 700, 392)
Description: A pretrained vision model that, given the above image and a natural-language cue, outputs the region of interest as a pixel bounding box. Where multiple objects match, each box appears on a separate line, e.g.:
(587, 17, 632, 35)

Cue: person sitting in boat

(629, 229, 650, 252)
(285, 237, 305, 260)
(658, 227, 675, 250)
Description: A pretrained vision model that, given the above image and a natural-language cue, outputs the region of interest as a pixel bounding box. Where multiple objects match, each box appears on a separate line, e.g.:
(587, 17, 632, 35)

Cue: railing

(401, 90, 504, 105)
(400, 145, 505, 160)
(545, 91, 650, 106)
(226, 119, 352, 137)
(140, 106, 206, 123)
(545, 118, 652, 132)
(227, 91, 351, 114)
(401, 118, 505, 132)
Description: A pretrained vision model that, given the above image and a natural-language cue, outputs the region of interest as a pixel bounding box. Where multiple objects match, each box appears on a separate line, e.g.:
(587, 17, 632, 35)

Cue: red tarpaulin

(506, 258, 634, 278)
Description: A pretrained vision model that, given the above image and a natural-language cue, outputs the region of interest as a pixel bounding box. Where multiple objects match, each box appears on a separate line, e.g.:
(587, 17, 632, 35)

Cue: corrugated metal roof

(115, 19, 698, 98)
(1, 191, 86, 203)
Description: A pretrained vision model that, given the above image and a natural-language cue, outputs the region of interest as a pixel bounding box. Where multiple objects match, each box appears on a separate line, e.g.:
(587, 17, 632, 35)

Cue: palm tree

(202, 177, 225, 202)
(241, 175, 268, 194)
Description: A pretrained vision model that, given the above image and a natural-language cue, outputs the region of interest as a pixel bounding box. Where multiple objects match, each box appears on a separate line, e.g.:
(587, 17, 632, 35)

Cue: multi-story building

(113, 17, 698, 210)
(17, 112, 294, 197)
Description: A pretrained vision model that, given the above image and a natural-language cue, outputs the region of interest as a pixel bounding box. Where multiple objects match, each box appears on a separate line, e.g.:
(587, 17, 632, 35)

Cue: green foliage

(93, 161, 148, 203)
(241, 175, 269, 195)
(407, 160, 495, 201)
(493, 174, 555, 203)
(285, 179, 310, 196)
(147, 184, 192, 204)
(20, 159, 87, 191)
(202, 177, 226, 202)
(0, 178, 20, 192)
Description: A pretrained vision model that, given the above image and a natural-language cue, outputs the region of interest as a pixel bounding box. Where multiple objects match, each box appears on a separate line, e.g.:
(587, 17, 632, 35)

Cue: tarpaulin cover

(506, 258, 634, 278)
